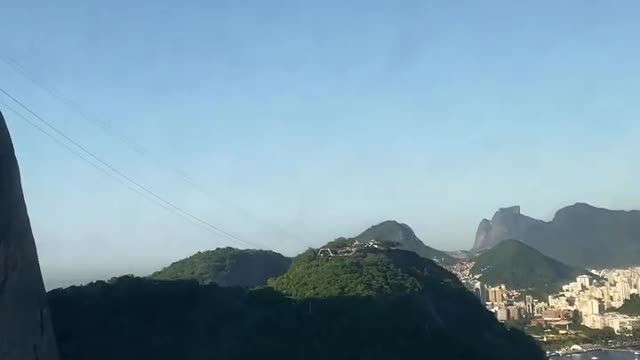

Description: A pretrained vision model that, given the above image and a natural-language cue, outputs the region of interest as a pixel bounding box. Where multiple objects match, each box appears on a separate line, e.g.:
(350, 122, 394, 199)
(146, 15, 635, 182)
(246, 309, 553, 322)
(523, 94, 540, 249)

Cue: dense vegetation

(150, 247, 291, 288)
(48, 249, 546, 360)
(270, 248, 451, 298)
(471, 240, 586, 293)
(615, 294, 640, 316)
(345, 220, 455, 264)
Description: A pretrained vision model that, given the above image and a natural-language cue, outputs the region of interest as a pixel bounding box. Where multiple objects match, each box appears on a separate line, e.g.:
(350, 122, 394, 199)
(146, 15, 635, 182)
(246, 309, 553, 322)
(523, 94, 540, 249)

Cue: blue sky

(1, 1, 640, 286)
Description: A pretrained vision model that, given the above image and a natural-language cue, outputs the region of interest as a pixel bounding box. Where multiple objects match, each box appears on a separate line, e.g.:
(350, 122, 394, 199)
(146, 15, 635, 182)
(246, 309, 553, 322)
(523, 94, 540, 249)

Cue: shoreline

(550, 348, 640, 358)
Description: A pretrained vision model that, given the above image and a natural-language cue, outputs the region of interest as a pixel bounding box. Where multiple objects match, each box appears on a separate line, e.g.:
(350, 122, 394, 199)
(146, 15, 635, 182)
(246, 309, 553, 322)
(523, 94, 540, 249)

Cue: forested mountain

(470, 240, 586, 292)
(48, 249, 546, 360)
(150, 247, 291, 288)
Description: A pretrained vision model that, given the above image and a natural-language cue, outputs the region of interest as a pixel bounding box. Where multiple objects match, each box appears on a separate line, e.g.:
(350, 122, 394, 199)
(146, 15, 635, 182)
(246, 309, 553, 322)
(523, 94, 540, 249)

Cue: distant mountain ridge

(470, 240, 587, 293)
(473, 203, 640, 268)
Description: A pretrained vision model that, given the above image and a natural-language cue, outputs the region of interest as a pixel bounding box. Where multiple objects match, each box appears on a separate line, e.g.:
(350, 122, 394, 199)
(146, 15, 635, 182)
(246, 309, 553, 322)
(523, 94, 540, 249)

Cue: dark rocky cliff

(473, 203, 640, 268)
(473, 206, 544, 251)
(0, 111, 59, 360)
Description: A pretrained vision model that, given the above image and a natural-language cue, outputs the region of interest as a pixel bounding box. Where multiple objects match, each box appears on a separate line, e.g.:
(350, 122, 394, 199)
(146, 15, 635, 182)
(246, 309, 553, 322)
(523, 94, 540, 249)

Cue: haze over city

(2, 1, 640, 285)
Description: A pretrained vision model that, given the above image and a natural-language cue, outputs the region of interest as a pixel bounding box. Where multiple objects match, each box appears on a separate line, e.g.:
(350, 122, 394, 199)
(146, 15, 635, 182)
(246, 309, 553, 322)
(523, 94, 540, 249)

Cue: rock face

(473, 203, 640, 268)
(473, 206, 544, 251)
(0, 111, 59, 360)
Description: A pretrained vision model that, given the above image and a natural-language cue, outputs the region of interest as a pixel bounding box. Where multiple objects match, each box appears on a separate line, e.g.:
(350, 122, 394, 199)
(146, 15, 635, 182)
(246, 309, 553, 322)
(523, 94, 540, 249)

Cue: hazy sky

(1, 1, 640, 286)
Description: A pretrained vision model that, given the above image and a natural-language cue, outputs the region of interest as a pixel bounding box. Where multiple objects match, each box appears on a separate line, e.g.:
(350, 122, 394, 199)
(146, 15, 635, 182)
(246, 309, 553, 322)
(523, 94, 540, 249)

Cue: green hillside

(267, 248, 545, 359)
(48, 255, 546, 360)
(150, 247, 291, 288)
(471, 239, 586, 291)
(268, 248, 454, 298)
(614, 294, 640, 316)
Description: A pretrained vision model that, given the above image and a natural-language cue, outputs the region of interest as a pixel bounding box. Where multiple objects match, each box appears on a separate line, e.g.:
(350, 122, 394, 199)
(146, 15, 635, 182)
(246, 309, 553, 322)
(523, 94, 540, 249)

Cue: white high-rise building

(577, 275, 591, 289)
(589, 286, 602, 299)
(489, 286, 505, 304)
(617, 282, 631, 301)
(579, 299, 601, 316)
(473, 282, 489, 303)
(525, 295, 534, 315)
(570, 282, 583, 292)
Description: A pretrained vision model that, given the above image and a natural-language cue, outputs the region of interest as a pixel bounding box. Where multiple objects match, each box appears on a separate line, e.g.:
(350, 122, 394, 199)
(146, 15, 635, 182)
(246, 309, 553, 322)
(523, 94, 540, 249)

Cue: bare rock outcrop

(0, 110, 59, 360)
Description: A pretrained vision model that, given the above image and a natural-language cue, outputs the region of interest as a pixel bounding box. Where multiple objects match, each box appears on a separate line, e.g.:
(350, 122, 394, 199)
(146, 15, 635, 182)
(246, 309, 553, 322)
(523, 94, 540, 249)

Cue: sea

(552, 350, 639, 360)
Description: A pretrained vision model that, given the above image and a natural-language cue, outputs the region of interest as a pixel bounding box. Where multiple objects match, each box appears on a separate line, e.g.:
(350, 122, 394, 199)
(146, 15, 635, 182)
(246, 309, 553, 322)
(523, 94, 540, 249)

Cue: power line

(0, 55, 307, 247)
(0, 87, 258, 248)
(1, 101, 177, 215)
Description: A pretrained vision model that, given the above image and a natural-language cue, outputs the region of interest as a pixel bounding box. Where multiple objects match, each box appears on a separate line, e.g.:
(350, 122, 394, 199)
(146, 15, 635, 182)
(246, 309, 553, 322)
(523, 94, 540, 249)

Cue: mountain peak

(498, 205, 521, 215)
(369, 219, 412, 230)
(150, 247, 291, 287)
(473, 206, 542, 251)
(571, 202, 595, 208)
(470, 239, 586, 293)
(491, 239, 542, 255)
(347, 221, 454, 264)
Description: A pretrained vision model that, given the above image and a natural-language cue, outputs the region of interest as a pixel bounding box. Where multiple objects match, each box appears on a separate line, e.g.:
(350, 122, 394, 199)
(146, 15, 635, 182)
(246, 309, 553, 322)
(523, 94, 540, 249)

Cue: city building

(525, 295, 534, 315)
(617, 282, 631, 301)
(507, 306, 524, 321)
(445, 259, 640, 334)
(473, 282, 490, 304)
(497, 308, 509, 322)
(578, 299, 601, 316)
(569, 282, 583, 292)
(489, 286, 505, 304)
(543, 309, 562, 321)
(582, 313, 640, 333)
(534, 302, 548, 316)
(577, 275, 591, 289)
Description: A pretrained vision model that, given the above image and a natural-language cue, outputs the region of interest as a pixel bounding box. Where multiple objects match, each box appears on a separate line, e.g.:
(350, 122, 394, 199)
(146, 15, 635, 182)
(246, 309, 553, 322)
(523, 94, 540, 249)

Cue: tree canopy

(615, 294, 640, 316)
(150, 247, 291, 288)
(471, 240, 587, 293)
(49, 272, 545, 360)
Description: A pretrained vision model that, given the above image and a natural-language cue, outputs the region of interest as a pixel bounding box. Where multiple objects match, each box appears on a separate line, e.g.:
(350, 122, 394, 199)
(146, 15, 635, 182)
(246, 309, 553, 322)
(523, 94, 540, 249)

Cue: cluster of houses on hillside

(317, 240, 389, 258)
